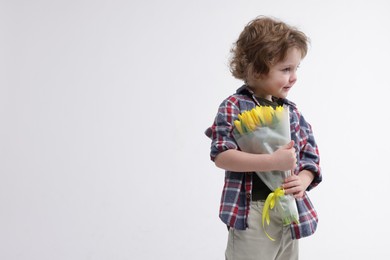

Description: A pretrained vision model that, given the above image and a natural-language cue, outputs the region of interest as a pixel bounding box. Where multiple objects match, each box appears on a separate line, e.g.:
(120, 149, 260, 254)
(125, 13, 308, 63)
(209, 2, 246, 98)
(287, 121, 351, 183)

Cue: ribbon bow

(262, 187, 285, 241)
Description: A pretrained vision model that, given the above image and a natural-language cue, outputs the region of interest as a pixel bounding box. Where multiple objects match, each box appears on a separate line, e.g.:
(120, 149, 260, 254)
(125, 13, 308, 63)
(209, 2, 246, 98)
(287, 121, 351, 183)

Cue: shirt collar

(236, 84, 296, 107)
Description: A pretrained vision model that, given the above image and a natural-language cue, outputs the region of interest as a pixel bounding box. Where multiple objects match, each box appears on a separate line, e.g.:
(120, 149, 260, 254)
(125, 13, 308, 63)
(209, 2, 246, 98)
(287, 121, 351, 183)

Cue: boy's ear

(253, 71, 262, 80)
(247, 64, 265, 80)
(250, 70, 264, 80)
(247, 64, 258, 80)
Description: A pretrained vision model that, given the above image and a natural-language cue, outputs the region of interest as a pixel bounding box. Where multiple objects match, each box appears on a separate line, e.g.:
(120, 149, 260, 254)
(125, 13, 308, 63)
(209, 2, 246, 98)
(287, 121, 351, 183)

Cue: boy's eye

(282, 66, 299, 72)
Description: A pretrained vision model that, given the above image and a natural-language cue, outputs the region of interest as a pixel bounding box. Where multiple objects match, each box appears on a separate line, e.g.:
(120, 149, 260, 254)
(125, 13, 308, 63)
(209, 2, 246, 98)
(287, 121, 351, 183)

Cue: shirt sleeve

(205, 97, 241, 161)
(295, 111, 322, 191)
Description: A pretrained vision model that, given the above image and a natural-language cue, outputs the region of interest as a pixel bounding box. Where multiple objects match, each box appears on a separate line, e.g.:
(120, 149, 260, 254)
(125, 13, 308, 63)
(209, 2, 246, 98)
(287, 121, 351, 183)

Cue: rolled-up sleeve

(205, 98, 241, 161)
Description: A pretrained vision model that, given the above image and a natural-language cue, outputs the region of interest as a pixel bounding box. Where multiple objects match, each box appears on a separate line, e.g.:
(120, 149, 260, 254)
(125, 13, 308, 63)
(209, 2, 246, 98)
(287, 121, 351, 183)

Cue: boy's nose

(289, 72, 297, 84)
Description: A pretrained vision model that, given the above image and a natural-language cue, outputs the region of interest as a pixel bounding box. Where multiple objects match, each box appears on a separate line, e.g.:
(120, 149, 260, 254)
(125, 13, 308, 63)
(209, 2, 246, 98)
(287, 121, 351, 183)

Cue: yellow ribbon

(262, 187, 285, 241)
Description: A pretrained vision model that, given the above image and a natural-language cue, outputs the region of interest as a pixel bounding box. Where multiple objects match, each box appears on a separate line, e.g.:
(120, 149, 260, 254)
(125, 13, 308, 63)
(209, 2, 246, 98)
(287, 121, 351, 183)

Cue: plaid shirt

(205, 85, 322, 239)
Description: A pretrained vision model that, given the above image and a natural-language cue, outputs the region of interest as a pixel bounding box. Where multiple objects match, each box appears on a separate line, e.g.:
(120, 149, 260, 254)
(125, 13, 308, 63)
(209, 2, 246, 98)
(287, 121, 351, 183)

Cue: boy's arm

(215, 141, 297, 172)
(277, 105, 321, 196)
(294, 110, 322, 190)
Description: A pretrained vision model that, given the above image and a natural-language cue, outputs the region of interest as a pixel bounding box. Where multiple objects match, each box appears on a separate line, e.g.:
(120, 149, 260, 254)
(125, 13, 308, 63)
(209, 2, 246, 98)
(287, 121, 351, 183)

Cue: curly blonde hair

(229, 16, 309, 80)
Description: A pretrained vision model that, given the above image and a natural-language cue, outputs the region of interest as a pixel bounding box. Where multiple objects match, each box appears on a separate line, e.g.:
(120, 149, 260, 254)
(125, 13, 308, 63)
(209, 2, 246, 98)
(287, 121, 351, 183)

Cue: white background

(1, 0, 390, 259)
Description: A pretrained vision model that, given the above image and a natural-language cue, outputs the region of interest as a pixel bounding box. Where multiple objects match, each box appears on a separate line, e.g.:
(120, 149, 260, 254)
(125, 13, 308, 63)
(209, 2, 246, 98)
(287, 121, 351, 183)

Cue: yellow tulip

(275, 105, 284, 112)
(275, 106, 285, 122)
(234, 120, 244, 134)
(263, 106, 274, 126)
(238, 113, 243, 121)
(235, 105, 286, 134)
(243, 112, 256, 131)
(255, 106, 265, 125)
(250, 109, 261, 126)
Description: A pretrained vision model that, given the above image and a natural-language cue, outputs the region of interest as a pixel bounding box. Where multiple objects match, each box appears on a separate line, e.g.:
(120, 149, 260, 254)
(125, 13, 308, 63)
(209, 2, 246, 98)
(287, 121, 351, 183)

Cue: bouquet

(233, 105, 299, 241)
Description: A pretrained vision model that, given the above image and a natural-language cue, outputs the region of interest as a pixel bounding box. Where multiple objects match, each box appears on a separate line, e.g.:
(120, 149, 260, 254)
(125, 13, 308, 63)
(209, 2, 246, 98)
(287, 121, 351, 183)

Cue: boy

(205, 16, 322, 260)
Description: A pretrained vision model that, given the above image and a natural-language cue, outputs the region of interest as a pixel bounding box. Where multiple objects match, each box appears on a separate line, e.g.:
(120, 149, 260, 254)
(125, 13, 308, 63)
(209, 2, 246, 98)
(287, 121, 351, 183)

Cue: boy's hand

(282, 170, 315, 198)
(272, 141, 296, 171)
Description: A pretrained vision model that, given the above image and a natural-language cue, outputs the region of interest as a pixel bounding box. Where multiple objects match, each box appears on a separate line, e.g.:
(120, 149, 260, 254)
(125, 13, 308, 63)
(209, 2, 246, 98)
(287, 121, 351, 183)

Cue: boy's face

(249, 48, 302, 101)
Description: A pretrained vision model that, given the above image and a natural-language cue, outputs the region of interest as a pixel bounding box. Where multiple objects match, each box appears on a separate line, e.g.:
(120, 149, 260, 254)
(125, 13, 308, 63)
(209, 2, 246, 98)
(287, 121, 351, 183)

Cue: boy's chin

(279, 89, 292, 99)
(275, 93, 289, 99)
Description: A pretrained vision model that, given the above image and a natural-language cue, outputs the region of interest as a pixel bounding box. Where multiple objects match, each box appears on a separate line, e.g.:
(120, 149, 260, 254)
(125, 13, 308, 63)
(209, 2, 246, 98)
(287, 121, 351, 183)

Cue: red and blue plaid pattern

(205, 85, 322, 239)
